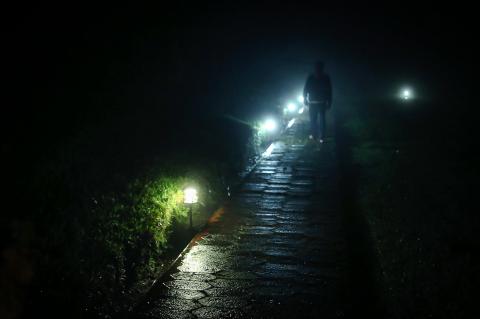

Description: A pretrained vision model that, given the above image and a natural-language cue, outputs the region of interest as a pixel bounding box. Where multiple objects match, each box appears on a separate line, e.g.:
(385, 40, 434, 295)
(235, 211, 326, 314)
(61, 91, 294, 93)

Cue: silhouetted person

(303, 61, 332, 143)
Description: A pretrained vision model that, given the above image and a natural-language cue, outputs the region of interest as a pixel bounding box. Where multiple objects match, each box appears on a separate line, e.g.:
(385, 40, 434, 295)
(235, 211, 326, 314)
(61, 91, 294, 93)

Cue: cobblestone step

(138, 127, 349, 318)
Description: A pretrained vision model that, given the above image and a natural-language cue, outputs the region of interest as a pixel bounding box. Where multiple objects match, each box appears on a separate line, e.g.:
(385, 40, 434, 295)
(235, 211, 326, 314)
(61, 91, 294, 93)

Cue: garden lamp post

(261, 118, 277, 133)
(184, 187, 198, 229)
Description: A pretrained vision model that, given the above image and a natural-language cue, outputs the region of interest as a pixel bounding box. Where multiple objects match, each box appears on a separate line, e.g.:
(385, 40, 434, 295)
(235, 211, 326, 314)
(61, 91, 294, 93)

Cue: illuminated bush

(128, 177, 187, 248)
(3, 109, 257, 316)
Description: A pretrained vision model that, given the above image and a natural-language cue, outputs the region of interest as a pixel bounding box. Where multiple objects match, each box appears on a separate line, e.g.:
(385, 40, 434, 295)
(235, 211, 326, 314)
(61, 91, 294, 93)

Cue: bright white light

(287, 118, 295, 128)
(184, 187, 198, 204)
(400, 87, 413, 100)
(298, 107, 304, 114)
(287, 103, 297, 112)
(297, 95, 304, 103)
(262, 143, 275, 157)
(262, 118, 277, 132)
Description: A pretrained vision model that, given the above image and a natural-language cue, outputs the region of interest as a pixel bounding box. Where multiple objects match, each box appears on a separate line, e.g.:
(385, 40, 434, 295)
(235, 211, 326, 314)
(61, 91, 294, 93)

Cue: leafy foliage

(1, 111, 258, 318)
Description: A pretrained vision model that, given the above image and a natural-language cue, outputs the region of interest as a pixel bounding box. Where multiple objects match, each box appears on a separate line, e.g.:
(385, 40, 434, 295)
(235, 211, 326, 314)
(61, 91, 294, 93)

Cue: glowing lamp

(399, 87, 414, 101)
(184, 187, 198, 204)
(297, 95, 304, 103)
(287, 103, 297, 112)
(262, 119, 277, 132)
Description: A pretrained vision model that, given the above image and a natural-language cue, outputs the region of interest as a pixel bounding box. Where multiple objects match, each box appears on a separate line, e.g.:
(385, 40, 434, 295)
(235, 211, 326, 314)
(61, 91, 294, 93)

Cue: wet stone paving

(137, 131, 349, 318)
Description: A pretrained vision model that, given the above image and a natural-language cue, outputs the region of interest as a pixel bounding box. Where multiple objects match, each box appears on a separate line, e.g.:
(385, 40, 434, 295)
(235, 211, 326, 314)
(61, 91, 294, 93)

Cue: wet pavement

(136, 124, 349, 318)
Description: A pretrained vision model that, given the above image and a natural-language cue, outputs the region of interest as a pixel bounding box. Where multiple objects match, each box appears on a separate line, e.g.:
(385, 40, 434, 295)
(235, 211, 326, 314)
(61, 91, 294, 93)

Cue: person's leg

(309, 105, 319, 139)
(319, 104, 326, 140)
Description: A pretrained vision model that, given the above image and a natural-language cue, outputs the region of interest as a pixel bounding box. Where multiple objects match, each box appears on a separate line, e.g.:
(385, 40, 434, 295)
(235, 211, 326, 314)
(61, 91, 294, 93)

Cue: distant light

(184, 187, 198, 204)
(400, 87, 414, 100)
(287, 118, 295, 128)
(287, 102, 297, 112)
(297, 95, 304, 103)
(262, 143, 275, 157)
(262, 118, 277, 132)
(298, 107, 304, 114)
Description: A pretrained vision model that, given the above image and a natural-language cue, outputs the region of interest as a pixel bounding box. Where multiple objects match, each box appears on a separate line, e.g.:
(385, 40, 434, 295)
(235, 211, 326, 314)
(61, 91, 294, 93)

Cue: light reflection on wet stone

(192, 306, 245, 319)
(164, 280, 212, 291)
(198, 296, 250, 309)
(160, 288, 206, 300)
(138, 133, 349, 318)
(170, 272, 216, 282)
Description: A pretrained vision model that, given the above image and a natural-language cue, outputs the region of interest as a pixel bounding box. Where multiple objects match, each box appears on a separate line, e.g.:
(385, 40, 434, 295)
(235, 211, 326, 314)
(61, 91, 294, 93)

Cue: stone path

(136, 123, 349, 318)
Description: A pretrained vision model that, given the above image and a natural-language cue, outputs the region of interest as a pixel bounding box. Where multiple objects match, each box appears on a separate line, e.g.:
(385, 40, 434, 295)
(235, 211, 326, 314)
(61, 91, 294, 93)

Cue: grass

(0, 110, 260, 319)
(338, 97, 476, 318)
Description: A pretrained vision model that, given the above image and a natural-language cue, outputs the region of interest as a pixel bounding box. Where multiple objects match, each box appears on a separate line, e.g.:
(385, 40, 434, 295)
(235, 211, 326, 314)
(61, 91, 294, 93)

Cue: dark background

(2, 3, 473, 147)
(0, 2, 475, 318)
(1, 0, 474, 244)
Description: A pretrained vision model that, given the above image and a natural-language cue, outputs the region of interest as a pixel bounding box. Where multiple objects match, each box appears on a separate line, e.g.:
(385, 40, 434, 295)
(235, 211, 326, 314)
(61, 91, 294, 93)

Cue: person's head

(314, 61, 325, 76)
